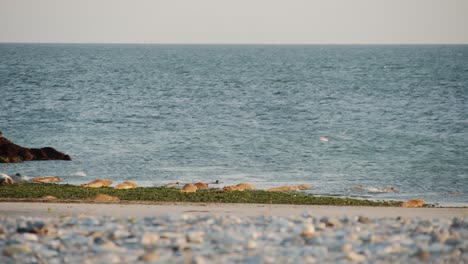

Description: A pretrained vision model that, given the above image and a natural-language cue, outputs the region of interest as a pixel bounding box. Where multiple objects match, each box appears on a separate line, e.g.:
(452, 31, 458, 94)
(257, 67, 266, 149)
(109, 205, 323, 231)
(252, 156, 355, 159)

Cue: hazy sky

(1, 0, 467, 44)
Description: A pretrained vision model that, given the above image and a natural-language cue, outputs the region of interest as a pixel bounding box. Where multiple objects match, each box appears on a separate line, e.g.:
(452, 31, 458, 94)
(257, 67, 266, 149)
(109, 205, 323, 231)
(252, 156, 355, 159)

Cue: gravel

(0, 213, 466, 263)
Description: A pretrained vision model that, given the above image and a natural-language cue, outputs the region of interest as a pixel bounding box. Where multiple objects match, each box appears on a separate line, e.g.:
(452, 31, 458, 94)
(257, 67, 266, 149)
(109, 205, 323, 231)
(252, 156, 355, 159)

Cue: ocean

(1, 44, 467, 206)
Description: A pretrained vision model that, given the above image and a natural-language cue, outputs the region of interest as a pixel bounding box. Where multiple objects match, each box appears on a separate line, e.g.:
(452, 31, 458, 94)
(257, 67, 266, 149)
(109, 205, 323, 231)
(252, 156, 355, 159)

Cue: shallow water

(1, 44, 467, 206)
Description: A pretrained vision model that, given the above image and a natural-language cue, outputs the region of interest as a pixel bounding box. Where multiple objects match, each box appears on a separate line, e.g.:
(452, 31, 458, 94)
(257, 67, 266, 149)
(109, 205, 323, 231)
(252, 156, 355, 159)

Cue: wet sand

(1, 201, 466, 219)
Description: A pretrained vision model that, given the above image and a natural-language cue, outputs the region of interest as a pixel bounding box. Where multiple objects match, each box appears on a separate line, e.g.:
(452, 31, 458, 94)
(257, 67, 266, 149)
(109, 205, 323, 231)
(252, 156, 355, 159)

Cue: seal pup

(297, 184, 312, 190)
(401, 199, 425, 208)
(82, 179, 113, 188)
(164, 182, 180, 188)
(90, 194, 120, 202)
(223, 183, 256, 191)
(267, 186, 299, 192)
(115, 181, 138, 189)
(180, 184, 197, 193)
(11, 173, 29, 183)
(194, 182, 209, 189)
(0, 173, 13, 185)
(33, 176, 62, 183)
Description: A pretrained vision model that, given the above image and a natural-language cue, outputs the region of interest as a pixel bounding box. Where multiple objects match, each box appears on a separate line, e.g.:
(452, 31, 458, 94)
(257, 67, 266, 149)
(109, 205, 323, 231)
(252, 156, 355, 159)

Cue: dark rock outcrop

(0, 134, 71, 163)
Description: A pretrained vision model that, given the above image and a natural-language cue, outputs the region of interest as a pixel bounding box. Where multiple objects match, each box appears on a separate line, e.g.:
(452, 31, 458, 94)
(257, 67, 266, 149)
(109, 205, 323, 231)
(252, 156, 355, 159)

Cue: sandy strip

(1, 202, 467, 219)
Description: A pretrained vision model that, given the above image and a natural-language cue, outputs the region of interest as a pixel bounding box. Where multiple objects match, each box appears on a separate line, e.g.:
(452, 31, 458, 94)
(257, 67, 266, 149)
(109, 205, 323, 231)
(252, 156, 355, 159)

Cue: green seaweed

(0, 183, 402, 206)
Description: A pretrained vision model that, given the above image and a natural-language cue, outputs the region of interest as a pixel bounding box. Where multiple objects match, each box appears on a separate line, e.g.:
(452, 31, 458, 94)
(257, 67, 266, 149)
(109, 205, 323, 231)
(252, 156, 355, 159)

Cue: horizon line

(1, 42, 468, 46)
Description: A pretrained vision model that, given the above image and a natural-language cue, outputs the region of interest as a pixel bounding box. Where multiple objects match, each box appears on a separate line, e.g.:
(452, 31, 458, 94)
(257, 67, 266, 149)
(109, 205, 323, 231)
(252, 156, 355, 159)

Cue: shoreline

(1, 201, 467, 219)
(1, 182, 466, 208)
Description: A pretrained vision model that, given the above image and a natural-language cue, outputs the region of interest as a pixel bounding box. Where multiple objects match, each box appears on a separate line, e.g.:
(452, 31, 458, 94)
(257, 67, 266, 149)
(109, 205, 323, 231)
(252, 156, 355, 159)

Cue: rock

(358, 216, 371, 224)
(82, 179, 113, 188)
(450, 218, 465, 229)
(246, 240, 257, 249)
(300, 225, 317, 238)
(142, 233, 160, 246)
(430, 229, 449, 243)
(31, 147, 71, 161)
(341, 243, 353, 252)
(33, 176, 62, 183)
(2, 244, 32, 256)
(180, 184, 197, 193)
(17, 221, 51, 235)
(193, 256, 207, 264)
(194, 182, 209, 189)
(186, 231, 204, 243)
(0, 134, 70, 163)
(316, 222, 326, 230)
(416, 249, 431, 261)
(321, 217, 342, 228)
(352, 185, 364, 190)
(267, 186, 299, 192)
(0, 173, 13, 185)
(23, 233, 39, 241)
(139, 251, 158, 262)
(0, 142, 34, 163)
(303, 256, 317, 263)
(445, 238, 461, 246)
(347, 252, 366, 262)
(401, 199, 425, 208)
(450, 249, 461, 258)
(297, 184, 312, 190)
(115, 181, 138, 189)
(90, 194, 120, 202)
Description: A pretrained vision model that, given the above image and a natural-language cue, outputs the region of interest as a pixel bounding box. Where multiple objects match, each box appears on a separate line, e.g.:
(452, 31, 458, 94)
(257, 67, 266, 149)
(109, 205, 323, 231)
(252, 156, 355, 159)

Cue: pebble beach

(1, 203, 467, 263)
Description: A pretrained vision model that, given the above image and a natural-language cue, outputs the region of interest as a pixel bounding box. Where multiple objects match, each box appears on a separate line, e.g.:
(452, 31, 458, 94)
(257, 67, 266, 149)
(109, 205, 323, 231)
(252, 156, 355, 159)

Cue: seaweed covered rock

(0, 133, 70, 163)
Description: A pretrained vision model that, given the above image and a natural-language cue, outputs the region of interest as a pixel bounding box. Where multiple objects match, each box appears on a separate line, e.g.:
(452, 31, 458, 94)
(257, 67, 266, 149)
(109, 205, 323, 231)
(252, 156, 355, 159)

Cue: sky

(0, 0, 467, 44)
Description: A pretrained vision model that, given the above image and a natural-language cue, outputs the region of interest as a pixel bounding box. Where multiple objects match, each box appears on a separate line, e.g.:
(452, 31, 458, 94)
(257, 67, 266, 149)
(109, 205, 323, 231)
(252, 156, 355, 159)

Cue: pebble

(347, 251, 366, 262)
(141, 233, 160, 246)
(2, 244, 32, 256)
(22, 233, 38, 242)
(326, 218, 342, 228)
(246, 240, 257, 250)
(186, 231, 204, 243)
(140, 250, 158, 262)
(300, 225, 316, 238)
(417, 248, 431, 261)
(341, 243, 353, 252)
(358, 216, 371, 224)
(0, 215, 464, 263)
(193, 255, 207, 264)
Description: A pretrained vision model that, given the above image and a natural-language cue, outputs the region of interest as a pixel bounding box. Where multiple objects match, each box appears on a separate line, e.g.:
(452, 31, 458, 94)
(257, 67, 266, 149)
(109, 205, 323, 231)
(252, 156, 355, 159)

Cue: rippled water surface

(1, 44, 467, 205)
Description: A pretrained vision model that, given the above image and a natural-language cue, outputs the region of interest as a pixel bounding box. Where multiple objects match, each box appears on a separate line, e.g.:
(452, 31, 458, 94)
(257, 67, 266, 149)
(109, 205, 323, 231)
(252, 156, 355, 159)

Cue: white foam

(72, 171, 87, 177)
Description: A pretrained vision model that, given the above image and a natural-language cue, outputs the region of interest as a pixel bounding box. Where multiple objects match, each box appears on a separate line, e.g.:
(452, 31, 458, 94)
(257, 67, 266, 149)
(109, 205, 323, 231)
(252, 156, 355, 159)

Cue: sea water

(1, 44, 467, 206)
